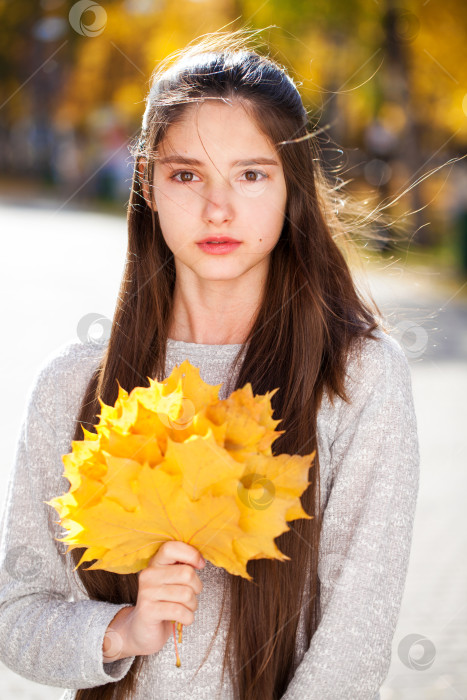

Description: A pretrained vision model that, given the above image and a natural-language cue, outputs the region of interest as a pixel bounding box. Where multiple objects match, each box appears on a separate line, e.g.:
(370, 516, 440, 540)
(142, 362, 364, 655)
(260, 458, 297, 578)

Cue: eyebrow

(157, 155, 279, 167)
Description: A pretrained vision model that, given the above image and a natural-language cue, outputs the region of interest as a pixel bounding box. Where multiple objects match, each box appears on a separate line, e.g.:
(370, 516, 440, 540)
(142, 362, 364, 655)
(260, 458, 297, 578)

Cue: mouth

(196, 238, 242, 255)
(196, 237, 241, 244)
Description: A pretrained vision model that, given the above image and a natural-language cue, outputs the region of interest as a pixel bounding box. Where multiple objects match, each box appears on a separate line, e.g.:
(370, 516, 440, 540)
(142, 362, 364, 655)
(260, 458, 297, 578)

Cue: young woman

(0, 29, 420, 700)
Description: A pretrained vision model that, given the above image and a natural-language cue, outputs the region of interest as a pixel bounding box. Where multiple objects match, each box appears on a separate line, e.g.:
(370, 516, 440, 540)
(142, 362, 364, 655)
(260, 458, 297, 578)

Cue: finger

(163, 565, 204, 594)
(142, 565, 204, 594)
(143, 584, 199, 611)
(148, 541, 205, 569)
(156, 602, 195, 627)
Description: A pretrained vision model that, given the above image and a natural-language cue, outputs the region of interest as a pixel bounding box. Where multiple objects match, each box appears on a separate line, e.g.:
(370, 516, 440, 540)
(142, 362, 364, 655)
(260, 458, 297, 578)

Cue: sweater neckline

(167, 337, 244, 351)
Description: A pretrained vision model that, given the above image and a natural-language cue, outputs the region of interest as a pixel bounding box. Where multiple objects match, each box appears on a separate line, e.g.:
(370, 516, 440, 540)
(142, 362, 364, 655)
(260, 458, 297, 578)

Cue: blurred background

(1, 0, 467, 265)
(0, 1, 466, 698)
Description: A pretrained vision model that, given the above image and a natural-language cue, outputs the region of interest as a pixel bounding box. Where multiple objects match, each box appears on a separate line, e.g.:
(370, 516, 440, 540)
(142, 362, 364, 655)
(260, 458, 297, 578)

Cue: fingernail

(198, 556, 205, 567)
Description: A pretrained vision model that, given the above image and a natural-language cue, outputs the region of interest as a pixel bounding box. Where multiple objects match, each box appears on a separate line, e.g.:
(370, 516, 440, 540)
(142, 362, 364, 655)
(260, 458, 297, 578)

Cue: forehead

(158, 100, 276, 160)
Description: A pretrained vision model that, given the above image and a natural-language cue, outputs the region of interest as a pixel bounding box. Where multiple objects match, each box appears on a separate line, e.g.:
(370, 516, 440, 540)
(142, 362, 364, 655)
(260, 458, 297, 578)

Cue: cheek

(260, 193, 287, 232)
(154, 178, 196, 210)
(156, 190, 200, 230)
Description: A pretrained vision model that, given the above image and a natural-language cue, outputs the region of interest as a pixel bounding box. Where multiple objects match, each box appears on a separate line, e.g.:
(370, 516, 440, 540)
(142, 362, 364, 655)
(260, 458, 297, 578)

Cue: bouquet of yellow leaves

(46, 360, 315, 665)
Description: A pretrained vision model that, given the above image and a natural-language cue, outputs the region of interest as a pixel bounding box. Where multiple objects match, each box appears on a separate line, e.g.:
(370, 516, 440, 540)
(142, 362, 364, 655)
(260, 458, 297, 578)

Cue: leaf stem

(171, 620, 181, 667)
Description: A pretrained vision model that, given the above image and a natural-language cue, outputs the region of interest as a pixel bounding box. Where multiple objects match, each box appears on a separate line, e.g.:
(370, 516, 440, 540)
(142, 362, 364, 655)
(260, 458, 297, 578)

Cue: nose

(201, 182, 234, 226)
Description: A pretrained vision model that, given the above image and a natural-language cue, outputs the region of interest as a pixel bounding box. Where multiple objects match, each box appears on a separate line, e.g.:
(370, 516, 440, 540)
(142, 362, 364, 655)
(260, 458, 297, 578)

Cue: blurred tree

(0, 0, 465, 226)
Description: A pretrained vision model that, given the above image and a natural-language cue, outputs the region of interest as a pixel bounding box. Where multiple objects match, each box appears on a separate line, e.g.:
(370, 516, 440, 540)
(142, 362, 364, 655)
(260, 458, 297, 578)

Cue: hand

(102, 541, 205, 662)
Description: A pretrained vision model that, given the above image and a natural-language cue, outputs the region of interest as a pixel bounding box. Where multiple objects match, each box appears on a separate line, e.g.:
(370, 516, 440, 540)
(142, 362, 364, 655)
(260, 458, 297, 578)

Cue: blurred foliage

(0, 0, 467, 132)
(0, 0, 466, 267)
(0, 0, 465, 134)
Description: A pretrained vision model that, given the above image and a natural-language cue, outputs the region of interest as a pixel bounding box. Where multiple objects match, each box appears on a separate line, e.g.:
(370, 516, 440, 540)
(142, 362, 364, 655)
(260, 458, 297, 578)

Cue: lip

(196, 240, 242, 255)
(196, 236, 241, 244)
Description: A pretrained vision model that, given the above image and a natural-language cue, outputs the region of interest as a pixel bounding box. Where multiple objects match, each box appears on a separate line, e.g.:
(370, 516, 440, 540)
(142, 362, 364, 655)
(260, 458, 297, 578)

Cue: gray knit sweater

(0, 329, 419, 699)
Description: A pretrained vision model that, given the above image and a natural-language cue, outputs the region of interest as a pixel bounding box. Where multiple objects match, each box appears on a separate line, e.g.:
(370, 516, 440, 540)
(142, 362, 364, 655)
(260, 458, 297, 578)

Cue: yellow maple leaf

(46, 359, 315, 663)
(47, 359, 315, 579)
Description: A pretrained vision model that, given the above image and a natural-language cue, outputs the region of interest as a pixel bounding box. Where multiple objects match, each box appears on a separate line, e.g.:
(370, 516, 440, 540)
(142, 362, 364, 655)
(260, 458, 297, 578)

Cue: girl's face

(145, 100, 288, 283)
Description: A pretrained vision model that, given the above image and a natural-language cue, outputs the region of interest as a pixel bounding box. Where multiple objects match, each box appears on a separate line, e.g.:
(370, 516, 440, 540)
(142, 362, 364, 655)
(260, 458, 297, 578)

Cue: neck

(168, 272, 266, 345)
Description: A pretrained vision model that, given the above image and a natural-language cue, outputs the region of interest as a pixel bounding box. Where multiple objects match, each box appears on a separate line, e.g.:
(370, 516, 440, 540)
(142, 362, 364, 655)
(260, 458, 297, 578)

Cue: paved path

(0, 199, 466, 699)
(362, 264, 467, 700)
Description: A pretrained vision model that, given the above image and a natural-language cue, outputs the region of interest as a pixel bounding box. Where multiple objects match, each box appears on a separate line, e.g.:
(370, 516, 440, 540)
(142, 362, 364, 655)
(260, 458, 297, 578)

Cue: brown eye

(171, 171, 197, 183)
(241, 170, 268, 183)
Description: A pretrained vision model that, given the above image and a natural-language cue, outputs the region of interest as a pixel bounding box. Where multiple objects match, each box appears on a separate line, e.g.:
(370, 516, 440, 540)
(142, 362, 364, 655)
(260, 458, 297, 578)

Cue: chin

(196, 265, 245, 281)
(200, 273, 242, 282)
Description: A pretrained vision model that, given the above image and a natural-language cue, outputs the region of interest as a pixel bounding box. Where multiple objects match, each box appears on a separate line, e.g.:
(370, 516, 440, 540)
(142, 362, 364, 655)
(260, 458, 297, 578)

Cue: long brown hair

(69, 28, 384, 699)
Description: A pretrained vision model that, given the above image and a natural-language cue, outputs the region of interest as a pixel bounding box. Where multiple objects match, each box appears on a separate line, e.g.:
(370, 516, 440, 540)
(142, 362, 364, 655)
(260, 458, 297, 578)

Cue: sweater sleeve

(0, 357, 136, 689)
(281, 334, 420, 700)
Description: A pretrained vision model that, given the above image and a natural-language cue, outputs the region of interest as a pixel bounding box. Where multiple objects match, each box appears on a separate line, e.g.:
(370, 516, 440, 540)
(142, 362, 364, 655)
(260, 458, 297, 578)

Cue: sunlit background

(0, 0, 466, 698)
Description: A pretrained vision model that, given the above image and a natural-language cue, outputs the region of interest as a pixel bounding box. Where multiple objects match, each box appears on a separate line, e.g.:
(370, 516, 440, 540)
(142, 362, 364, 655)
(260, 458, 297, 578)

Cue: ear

(137, 157, 157, 212)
